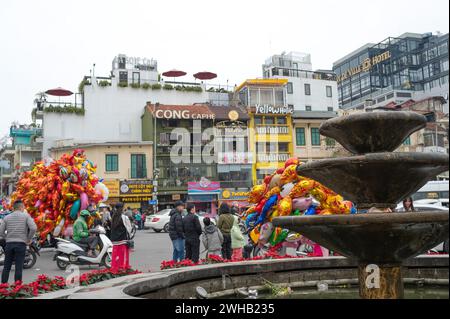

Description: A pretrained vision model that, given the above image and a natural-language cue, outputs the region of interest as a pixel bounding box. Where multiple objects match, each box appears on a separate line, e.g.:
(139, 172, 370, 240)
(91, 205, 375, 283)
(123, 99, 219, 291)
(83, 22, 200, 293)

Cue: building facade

(292, 111, 338, 162)
(333, 32, 449, 112)
(235, 79, 294, 184)
(262, 52, 338, 112)
(49, 142, 153, 210)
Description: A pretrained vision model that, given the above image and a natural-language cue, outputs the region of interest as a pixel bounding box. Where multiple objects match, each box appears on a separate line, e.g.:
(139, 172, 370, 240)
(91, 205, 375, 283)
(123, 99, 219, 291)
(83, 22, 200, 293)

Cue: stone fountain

(272, 111, 449, 299)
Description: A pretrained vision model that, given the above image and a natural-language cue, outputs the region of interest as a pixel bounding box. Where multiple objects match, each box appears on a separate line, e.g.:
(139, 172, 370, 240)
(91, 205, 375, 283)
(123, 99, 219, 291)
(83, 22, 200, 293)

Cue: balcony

(257, 153, 290, 162)
(256, 126, 289, 135)
(217, 152, 253, 164)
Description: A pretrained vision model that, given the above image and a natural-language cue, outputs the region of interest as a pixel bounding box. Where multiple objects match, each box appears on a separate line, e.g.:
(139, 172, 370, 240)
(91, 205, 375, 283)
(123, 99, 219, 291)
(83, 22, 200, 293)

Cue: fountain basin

(272, 212, 449, 264)
(319, 111, 426, 154)
(296, 152, 449, 209)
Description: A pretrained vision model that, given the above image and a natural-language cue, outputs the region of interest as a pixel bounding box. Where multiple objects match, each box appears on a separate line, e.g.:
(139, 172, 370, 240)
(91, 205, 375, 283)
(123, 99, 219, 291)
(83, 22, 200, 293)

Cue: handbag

(126, 239, 134, 249)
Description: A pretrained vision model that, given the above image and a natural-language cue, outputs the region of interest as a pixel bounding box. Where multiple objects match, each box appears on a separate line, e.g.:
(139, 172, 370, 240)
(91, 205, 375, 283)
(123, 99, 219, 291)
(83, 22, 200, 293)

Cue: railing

(256, 126, 290, 134)
(257, 153, 290, 162)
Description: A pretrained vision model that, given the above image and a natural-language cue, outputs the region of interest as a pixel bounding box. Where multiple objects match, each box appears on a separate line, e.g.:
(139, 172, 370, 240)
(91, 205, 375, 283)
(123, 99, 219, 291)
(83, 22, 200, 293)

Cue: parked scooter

(53, 225, 112, 270)
(0, 236, 40, 269)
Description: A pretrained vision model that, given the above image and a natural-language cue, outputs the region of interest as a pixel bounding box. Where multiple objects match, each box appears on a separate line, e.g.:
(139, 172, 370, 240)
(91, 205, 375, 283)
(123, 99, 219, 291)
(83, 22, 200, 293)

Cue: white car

(145, 209, 217, 233)
(396, 203, 448, 253)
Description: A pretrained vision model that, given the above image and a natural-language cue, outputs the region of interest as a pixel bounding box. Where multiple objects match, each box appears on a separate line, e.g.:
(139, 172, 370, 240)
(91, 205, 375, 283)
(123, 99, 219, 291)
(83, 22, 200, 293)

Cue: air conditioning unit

(364, 99, 374, 108)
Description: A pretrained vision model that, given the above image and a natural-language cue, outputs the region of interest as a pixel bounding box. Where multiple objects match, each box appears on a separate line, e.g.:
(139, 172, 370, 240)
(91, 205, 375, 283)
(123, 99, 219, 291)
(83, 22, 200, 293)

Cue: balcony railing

(256, 126, 289, 135)
(257, 153, 290, 162)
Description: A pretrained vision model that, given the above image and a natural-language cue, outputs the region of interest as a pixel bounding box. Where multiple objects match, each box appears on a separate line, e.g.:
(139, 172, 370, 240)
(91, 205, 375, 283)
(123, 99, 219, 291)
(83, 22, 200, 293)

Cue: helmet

(80, 210, 90, 217)
(99, 203, 108, 208)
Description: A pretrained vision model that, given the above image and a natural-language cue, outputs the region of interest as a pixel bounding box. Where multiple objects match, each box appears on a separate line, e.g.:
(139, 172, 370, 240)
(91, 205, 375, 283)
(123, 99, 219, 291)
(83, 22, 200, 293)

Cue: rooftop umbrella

(193, 71, 217, 80)
(45, 87, 73, 96)
(162, 69, 187, 83)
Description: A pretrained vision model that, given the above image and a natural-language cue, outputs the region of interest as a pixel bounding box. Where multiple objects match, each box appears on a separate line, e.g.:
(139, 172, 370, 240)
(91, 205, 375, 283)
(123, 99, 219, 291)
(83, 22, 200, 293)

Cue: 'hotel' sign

(337, 51, 391, 84)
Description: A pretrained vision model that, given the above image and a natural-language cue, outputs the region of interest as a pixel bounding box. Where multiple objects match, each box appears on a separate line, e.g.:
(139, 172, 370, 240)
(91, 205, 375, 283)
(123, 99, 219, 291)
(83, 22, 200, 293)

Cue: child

(201, 217, 223, 257)
(231, 215, 245, 260)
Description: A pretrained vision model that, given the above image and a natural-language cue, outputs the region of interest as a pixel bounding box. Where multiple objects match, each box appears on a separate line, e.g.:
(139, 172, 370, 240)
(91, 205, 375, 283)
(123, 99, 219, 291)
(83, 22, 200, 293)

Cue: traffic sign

(148, 200, 158, 205)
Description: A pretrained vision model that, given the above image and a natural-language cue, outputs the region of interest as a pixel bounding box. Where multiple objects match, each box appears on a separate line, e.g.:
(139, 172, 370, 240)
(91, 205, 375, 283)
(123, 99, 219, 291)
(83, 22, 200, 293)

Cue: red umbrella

(45, 87, 73, 96)
(162, 69, 187, 77)
(193, 71, 217, 80)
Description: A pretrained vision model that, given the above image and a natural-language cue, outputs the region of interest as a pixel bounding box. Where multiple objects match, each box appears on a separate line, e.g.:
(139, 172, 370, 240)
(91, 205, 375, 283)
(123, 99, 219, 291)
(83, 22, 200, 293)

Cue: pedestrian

(182, 203, 202, 263)
(231, 215, 245, 260)
(217, 203, 234, 260)
(402, 197, 415, 212)
(140, 211, 146, 230)
(100, 203, 112, 238)
(0, 200, 37, 283)
(134, 209, 142, 230)
(124, 206, 133, 221)
(110, 203, 132, 271)
(201, 217, 223, 258)
(168, 201, 185, 262)
(73, 210, 98, 257)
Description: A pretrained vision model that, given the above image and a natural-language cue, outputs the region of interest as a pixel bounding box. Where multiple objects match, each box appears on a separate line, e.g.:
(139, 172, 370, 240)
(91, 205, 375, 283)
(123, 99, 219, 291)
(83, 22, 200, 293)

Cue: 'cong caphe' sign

(154, 109, 215, 120)
(337, 51, 391, 83)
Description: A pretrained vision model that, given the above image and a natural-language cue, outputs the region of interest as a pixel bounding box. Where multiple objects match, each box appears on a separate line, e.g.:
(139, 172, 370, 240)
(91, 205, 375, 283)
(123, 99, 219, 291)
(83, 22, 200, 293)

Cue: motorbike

(53, 225, 112, 270)
(0, 236, 40, 269)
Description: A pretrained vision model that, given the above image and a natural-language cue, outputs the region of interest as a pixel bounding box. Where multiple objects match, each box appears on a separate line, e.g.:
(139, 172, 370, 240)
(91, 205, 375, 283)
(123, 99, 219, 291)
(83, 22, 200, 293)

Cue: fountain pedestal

(358, 264, 403, 299)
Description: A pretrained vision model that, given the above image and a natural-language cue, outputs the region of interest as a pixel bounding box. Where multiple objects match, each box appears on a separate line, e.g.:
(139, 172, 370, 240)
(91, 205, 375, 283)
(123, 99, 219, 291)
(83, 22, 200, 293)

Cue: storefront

(187, 180, 220, 216)
(103, 179, 153, 211)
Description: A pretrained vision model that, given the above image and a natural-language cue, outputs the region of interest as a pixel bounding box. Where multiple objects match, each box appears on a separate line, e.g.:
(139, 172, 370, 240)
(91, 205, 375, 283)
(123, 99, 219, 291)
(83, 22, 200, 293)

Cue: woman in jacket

(182, 203, 202, 263)
(217, 203, 234, 260)
(110, 203, 132, 271)
(231, 215, 245, 260)
(201, 217, 223, 257)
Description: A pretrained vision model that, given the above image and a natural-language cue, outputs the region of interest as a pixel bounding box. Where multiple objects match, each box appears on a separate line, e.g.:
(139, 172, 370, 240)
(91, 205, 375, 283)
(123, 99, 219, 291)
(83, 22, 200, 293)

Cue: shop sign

(121, 196, 153, 203)
(188, 178, 220, 194)
(120, 180, 154, 195)
(220, 189, 250, 200)
(172, 194, 181, 200)
(255, 104, 293, 115)
(154, 109, 215, 120)
(337, 51, 391, 83)
(102, 180, 120, 197)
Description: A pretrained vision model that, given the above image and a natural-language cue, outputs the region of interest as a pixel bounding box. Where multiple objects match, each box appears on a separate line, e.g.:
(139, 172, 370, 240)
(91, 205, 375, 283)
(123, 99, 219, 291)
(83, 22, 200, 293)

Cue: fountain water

(272, 111, 449, 299)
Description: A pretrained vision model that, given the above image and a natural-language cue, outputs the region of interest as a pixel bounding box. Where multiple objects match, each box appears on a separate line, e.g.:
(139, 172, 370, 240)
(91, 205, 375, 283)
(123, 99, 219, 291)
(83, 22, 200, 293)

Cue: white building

(38, 54, 231, 157)
(262, 52, 339, 112)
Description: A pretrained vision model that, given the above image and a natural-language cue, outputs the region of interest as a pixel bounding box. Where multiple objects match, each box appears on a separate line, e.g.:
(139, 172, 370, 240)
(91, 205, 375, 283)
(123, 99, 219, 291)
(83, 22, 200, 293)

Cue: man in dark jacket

(217, 203, 234, 260)
(168, 201, 185, 262)
(182, 203, 202, 263)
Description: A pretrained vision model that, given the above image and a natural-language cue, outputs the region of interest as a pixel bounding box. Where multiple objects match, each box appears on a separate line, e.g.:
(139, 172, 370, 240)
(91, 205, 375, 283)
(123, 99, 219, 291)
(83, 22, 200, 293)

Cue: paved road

(1, 229, 177, 284)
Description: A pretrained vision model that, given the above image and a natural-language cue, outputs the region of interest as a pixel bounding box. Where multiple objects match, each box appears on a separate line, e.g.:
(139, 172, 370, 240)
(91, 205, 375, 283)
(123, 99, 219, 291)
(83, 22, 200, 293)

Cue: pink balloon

(292, 197, 313, 211)
(34, 200, 42, 208)
(80, 192, 89, 211)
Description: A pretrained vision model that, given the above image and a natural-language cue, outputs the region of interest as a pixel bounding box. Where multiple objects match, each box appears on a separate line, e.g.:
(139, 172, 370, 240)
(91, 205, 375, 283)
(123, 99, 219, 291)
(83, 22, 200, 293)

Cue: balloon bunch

(243, 157, 356, 247)
(9, 149, 109, 241)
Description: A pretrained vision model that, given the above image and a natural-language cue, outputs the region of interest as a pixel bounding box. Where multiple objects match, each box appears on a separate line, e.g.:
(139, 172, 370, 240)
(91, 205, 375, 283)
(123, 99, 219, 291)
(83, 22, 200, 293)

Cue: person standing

(110, 203, 132, 271)
(134, 209, 142, 230)
(201, 217, 223, 257)
(168, 201, 185, 262)
(231, 215, 245, 260)
(100, 204, 112, 238)
(217, 203, 234, 260)
(140, 211, 146, 230)
(182, 204, 202, 263)
(0, 200, 37, 283)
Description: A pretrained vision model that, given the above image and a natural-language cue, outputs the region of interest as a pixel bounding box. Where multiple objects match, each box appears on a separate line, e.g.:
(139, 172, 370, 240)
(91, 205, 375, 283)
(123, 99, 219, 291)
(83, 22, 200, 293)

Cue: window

(311, 128, 320, 146)
(105, 154, 118, 172)
(254, 116, 262, 125)
(260, 88, 273, 105)
(266, 142, 277, 153)
(264, 116, 275, 125)
(296, 128, 306, 146)
(278, 143, 289, 152)
(275, 89, 284, 105)
(403, 136, 411, 145)
(326, 86, 332, 97)
(256, 143, 265, 153)
(304, 83, 311, 95)
(119, 71, 128, 84)
(287, 82, 293, 94)
(272, 68, 279, 76)
(276, 117, 287, 125)
(305, 105, 312, 111)
(132, 72, 140, 85)
(327, 107, 334, 111)
(131, 154, 147, 178)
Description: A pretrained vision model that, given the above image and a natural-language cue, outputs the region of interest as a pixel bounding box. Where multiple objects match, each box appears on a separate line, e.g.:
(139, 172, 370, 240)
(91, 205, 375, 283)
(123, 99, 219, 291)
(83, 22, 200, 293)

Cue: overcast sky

(0, 0, 448, 136)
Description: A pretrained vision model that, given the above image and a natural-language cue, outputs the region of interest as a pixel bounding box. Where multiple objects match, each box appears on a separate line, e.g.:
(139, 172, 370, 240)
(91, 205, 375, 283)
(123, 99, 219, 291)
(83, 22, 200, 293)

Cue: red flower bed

(0, 268, 141, 299)
(160, 251, 307, 270)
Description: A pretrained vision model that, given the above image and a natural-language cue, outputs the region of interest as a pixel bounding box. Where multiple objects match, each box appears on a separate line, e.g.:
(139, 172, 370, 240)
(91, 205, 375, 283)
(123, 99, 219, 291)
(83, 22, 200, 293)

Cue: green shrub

(98, 80, 111, 87)
(142, 83, 151, 89)
(118, 82, 128, 87)
(151, 83, 162, 90)
(43, 105, 85, 116)
(78, 79, 91, 93)
(130, 83, 141, 89)
(175, 85, 183, 91)
(163, 84, 173, 90)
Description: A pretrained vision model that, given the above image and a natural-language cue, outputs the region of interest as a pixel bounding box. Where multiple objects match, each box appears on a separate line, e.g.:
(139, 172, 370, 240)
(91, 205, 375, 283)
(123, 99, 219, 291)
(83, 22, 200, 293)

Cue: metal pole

(1, 165, 3, 197)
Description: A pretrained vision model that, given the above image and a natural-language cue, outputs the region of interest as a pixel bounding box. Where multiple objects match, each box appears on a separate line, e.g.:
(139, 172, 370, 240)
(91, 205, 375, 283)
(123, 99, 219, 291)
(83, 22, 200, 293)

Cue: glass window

(311, 128, 320, 146)
(296, 128, 306, 146)
(441, 58, 449, 72)
(254, 116, 262, 125)
(266, 142, 277, 153)
(305, 105, 312, 111)
(275, 89, 284, 105)
(119, 71, 128, 84)
(278, 143, 289, 152)
(276, 117, 287, 125)
(287, 82, 293, 94)
(326, 86, 332, 97)
(105, 154, 118, 172)
(264, 116, 275, 125)
(327, 107, 334, 111)
(403, 136, 411, 145)
(131, 154, 147, 178)
(260, 88, 273, 105)
(304, 83, 311, 95)
(132, 72, 140, 85)
(249, 89, 259, 106)
(257, 143, 265, 153)
(272, 68, 279, 76)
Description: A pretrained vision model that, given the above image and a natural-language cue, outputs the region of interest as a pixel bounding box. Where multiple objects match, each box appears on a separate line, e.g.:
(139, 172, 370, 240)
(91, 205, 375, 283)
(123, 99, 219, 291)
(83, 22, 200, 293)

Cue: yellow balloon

(278, 197, 292, 216)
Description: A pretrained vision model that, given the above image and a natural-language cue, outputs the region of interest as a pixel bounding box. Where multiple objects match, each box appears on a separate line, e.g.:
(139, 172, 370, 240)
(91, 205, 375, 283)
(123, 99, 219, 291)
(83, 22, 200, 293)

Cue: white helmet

(99, 203, 108, 208)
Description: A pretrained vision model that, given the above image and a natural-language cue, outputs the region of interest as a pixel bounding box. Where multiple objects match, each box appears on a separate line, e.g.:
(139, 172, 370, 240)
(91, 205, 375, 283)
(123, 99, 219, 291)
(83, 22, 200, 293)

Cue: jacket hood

(204, 224, 217, 234)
